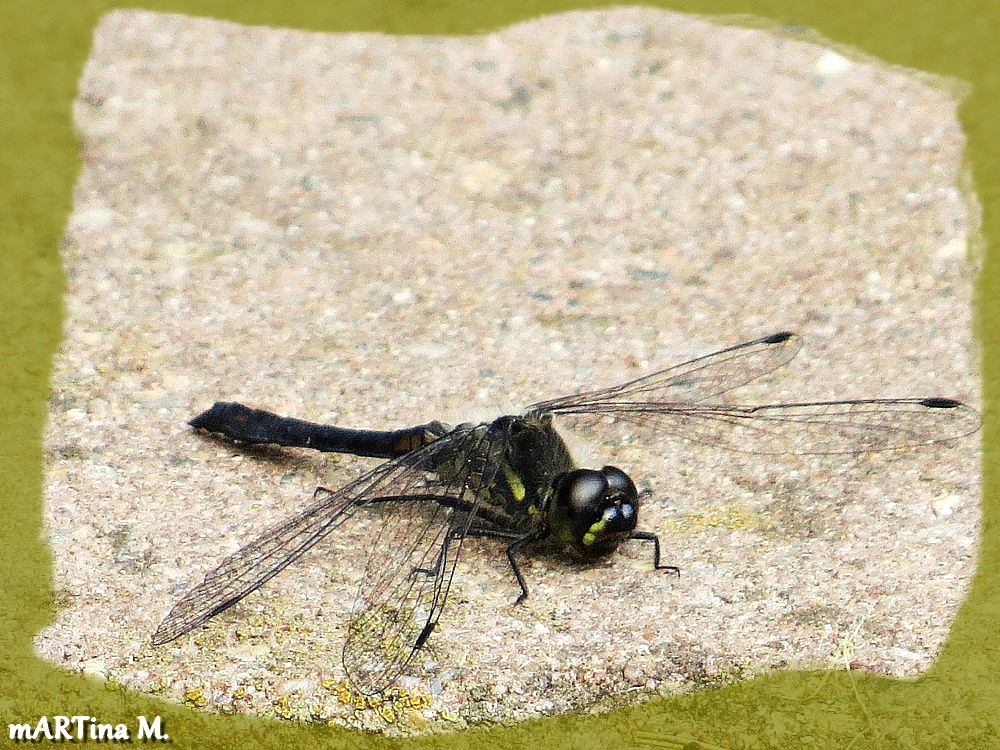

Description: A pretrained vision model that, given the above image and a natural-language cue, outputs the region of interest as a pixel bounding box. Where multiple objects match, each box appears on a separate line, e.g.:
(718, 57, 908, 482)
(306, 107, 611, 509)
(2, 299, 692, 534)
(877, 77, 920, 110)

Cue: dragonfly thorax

(550, 466, 639, 557)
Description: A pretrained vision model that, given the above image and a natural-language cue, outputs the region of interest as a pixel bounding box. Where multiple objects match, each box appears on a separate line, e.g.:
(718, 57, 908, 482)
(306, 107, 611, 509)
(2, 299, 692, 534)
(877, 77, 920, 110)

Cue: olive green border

(2, 1, 995, 748)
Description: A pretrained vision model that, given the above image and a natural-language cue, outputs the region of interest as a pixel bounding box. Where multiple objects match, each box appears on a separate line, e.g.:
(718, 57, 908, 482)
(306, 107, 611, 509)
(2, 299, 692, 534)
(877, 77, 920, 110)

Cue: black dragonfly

(152, 332, 979, 695)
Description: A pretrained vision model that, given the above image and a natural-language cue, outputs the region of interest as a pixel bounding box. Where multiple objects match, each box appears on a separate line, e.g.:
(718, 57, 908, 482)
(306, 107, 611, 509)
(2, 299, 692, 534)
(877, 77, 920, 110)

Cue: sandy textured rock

(38, 7, 979, 733)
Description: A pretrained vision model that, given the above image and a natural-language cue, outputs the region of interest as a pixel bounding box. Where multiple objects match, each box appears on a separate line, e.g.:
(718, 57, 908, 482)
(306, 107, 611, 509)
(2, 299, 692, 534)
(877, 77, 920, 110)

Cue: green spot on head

(581, 516, 611, 547)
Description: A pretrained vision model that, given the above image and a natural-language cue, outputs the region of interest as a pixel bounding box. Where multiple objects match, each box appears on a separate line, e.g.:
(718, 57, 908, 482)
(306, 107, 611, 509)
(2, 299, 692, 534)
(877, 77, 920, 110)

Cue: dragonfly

(152, 331, 979, 695)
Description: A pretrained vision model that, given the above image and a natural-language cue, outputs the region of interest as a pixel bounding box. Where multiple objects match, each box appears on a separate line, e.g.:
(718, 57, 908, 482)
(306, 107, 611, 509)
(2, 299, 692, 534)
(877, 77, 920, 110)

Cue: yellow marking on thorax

(503, 465, 526, 502)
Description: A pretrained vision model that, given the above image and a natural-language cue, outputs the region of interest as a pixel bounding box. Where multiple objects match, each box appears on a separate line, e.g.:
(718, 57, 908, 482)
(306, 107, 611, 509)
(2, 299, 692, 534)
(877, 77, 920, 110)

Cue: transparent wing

(527, 332, 979, 454)
(150, 479, 375, 645)
(340, 423, 505, 695)
(572, 398, 980, 455)
(527, 331, 802, 413)
(152, 423, 500, 696)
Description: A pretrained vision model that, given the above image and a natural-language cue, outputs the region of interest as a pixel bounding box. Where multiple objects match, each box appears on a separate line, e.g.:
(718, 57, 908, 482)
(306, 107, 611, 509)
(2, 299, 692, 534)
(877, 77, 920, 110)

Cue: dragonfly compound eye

(554, 467, 639, 557)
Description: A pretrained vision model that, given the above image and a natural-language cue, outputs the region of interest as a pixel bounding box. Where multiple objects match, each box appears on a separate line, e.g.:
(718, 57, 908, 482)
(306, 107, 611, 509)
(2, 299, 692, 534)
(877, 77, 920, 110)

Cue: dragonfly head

(551, 466, 639, 557)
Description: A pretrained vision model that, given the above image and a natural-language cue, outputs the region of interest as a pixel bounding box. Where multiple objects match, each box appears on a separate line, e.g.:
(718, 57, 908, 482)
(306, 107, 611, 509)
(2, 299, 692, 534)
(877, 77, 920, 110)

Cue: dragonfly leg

(463, 527, 545, 605)
(410, 525, 465, 579)
(414, 620, 436, 649)
(629, 530, 680, 576)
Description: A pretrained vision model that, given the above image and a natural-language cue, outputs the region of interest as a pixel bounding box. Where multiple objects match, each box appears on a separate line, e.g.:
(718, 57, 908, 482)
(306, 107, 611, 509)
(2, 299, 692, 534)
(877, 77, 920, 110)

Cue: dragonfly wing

(341, 423, 504, 694)
(566, 398, 980, 455)
(151, 424, 492, 653)
(529, 332, 977, 454)
(527, 331, 801, 413)
(152, 482, 367, 646)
